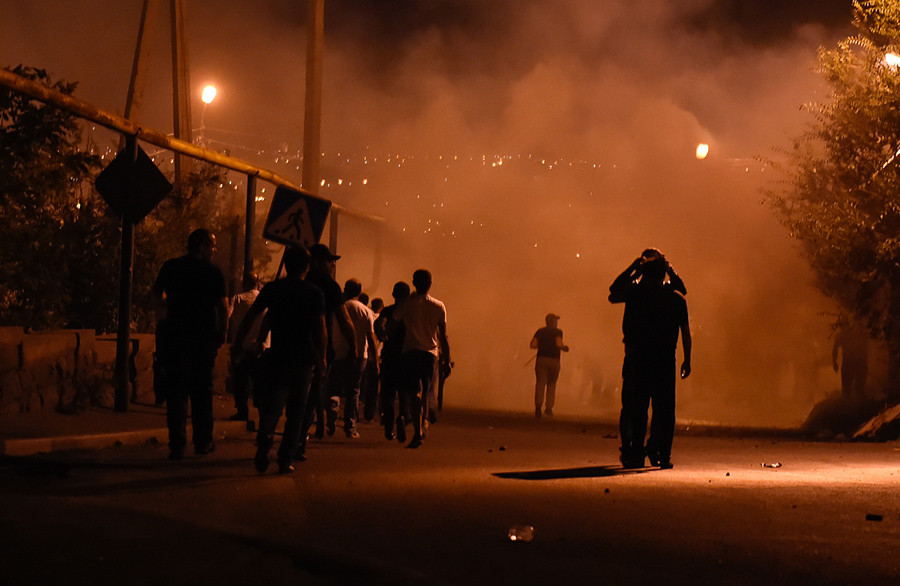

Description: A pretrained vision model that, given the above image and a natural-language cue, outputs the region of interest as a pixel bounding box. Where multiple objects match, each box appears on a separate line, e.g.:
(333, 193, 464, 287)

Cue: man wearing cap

(296, 244, 357, 458)
(608, 248, 691, 469)
(530, 313, 570, 418)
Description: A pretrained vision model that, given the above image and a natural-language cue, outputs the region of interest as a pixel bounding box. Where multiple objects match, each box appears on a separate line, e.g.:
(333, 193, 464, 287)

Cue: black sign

(96, 145, 172, 223)
(263, 185, 331, 247)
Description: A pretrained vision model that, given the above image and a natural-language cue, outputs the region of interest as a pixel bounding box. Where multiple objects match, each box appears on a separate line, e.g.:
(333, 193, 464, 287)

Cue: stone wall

(0, 327, 156, 414)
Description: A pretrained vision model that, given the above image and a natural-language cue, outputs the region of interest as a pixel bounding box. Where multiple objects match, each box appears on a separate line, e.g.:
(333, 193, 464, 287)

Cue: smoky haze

(2, 1, 857, 426)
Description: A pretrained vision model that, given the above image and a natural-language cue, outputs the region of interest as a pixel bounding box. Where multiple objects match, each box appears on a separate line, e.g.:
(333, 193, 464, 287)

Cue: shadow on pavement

(493, 464, 651, 480)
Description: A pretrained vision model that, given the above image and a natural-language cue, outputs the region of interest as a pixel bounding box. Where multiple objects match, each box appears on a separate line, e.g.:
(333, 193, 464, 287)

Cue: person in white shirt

(394, 269, 451, 448)
(326, 278, 377, 438)
(227, 273, 266, 421)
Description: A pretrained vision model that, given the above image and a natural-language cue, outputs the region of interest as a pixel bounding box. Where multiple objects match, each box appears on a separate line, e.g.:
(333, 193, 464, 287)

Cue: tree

(768, 0, 900, 401)
(1, 65, 235, 333)
(0, 65, 113, 330)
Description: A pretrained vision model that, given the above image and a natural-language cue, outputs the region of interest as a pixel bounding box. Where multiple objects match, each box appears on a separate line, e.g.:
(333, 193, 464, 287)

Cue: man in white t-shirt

(394, 269, 451, 448)
(227, 273, 266, 421)
(327, 278, 377, 438)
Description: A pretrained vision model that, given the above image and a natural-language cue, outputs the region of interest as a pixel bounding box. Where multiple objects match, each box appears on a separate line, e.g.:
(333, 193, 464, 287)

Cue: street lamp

(199, 84, 217, 134)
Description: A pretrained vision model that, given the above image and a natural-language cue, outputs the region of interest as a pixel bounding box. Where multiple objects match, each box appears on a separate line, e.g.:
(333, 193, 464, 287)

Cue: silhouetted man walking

(152, 229, 228, 460)
(232, 245, 326, 474)
(395, 269, 450, 448)
(609, 248, 691, 469)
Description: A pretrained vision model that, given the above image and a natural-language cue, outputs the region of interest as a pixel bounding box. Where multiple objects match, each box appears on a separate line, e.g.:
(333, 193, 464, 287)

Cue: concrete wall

(0, 327, 157, 414)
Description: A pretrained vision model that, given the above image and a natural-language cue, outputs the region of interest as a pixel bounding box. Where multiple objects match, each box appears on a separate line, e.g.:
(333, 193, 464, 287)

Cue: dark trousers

(257, 362, 314, 466)
(361, 359, 380, 421)
(619, 352, 676, 462)
(301, 368, 328, 439)
(327, 357, 366, 434)
(380, 357, 402, 433)
(399, 350, 437, 440)
(230, 351, 256, 416)
(167, 344, 217, 452)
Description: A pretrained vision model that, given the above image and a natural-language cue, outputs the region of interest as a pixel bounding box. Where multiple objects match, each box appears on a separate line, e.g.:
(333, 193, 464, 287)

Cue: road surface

(0, 410, 898, 585)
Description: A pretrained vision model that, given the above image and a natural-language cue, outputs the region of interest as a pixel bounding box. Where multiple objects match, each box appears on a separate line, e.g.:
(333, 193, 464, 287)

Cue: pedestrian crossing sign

(263, 186, 331, 248)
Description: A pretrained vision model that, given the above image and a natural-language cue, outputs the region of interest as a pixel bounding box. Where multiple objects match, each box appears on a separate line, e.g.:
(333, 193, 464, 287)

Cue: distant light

(696, 143, 710, 160)
(201, 85, 217, 104)
(885, 52, 900, 68)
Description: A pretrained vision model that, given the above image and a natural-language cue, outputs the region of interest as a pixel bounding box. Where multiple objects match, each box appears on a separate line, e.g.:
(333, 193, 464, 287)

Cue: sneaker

(326, 416, 336, 436)
(346, 430, 360, 439)
(658, 460, 674, 469)
(544, 408, 553, 416)
(396, 417, 407, 443)
(427, 410, 437, 424)
(406, 436, 423, 449)
(278, 461, 295, 474)
(384, 427, 395, 441)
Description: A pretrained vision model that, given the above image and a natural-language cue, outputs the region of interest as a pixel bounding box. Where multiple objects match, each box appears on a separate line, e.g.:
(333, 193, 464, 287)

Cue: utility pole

(302, 1, 324, 197)
(171, 0, 193, 185)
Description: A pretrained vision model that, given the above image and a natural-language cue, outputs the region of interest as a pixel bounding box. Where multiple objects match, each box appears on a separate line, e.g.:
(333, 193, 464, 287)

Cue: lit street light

(199, 84, 217, 136)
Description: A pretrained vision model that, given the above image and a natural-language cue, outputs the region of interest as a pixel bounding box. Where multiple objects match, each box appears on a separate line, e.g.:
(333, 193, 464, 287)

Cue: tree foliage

(767, 0, 900, 399)
(0, 65, 111, 330)
(0, 65, 232, 333)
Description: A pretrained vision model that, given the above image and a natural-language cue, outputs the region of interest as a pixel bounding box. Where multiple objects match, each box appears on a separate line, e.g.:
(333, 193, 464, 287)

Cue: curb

(0, 420, 253, 457)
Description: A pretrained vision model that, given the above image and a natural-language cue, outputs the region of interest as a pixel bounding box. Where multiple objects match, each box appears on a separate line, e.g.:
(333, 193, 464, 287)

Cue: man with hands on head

(608, 248, 691, 469)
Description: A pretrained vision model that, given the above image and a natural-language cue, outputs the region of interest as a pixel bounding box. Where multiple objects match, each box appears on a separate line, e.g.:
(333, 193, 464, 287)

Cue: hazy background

(2, 1, 866, 426)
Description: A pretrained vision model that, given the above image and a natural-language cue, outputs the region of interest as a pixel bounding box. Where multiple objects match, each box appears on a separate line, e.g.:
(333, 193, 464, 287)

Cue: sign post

(96, 138, 172, 411)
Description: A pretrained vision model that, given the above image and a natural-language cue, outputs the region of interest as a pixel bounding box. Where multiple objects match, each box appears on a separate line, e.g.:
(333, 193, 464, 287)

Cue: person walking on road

(375, 281, 411, 440)
(226, 272, 265, 421)
(298, 243, 356, 450)
(530, 313, 570, 418)
(394, 269, 451, 449)
(152, 229, 228, 461)
(231, 246, 326, 474)
(326, 278, 377, 439)
(608, 248, 691, 469)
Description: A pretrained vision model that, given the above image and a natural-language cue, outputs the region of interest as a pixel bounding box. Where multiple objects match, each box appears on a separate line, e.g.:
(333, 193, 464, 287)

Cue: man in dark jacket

(152, 229, 228, 460)
(609, 248, 691, 469)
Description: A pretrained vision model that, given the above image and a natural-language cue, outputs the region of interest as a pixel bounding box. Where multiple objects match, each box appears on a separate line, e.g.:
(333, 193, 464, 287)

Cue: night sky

(1, 1, 861, 425)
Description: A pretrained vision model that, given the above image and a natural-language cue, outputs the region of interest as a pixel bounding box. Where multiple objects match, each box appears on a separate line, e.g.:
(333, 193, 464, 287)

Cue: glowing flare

(696, 143, 709, 159)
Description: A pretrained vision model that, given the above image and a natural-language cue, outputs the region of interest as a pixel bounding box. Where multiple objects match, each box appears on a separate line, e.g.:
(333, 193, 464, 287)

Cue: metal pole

(244, 174, 257, 279)
(171, 0, 193, 185)
(124, 0, 157, 120)
(114, 136, 138, 412)
(302, 0, 324, 195)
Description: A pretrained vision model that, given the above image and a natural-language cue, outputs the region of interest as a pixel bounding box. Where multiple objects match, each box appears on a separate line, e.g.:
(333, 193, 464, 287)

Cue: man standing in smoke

(609, 248, 691, 469)
(530, 313, 570, 418)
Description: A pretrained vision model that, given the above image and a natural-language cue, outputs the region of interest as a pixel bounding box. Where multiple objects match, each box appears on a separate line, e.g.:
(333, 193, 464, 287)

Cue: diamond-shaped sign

(263, 186, 331, 247)
(96, 145, 172, 223)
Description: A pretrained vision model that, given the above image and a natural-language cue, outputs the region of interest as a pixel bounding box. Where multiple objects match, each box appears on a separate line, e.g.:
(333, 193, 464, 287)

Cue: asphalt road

(1, 410, 898, 585)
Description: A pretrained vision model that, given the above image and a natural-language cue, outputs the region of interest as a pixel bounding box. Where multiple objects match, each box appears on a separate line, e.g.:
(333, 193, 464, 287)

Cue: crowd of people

(154, 230, 696, 474)
(152, 229, 451, 475)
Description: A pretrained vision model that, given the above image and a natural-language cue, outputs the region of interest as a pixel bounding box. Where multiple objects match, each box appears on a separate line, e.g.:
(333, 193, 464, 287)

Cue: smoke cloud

(2, 1, 858, 426)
